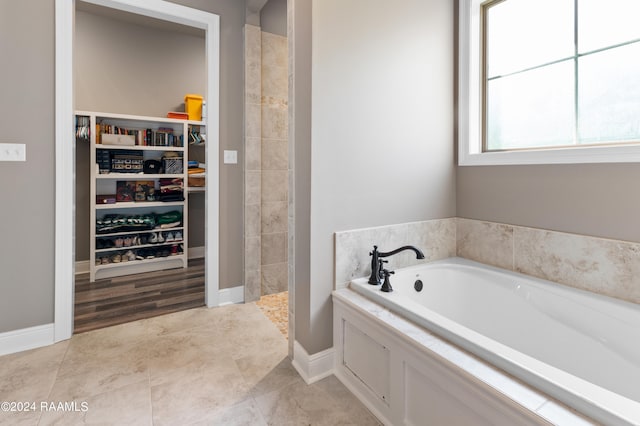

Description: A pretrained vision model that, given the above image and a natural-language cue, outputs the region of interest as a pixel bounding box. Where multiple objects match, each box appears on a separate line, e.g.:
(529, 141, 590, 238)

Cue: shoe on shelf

(174, 231, 183, 241)
(124, 237, 132, 247)
(165, 232, 175, 242)
(95, 257, 102, 266)
(131, 235, 139, 246)
(158, 232, 165, 243)
(115, 237, 124, 248)
(101, 256, 110, 264)
(139, 234, 148, 245)
(111, 253, 122, 263)
(145, 249, 156, 259)
(170, 245, 178, 255)
(149, 232, 158, 244)
(135, 250, 145, 261)
(124, 250, 136, 262)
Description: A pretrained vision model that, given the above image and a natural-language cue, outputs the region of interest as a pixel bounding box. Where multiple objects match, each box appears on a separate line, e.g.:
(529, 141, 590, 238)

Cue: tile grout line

(36, 342, 71, 426)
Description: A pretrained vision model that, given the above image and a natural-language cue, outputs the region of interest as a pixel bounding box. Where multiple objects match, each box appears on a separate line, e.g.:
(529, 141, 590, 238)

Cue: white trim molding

(54, 0, 76, 343)
(291, 340, 335, 384)
(75, 260, 90, 275)
(0, 324, 55, 357)
(188, 245, 205, 259)
(218, 285, 245, 305)
(458, 0, 640, 166)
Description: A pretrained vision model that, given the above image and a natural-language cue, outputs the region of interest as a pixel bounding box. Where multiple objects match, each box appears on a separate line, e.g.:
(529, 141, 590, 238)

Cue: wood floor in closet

(74, 258, 205, 334)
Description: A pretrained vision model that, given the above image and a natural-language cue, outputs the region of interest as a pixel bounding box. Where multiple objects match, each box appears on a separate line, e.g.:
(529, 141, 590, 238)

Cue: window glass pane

(578, 42, 640, 144)
(485, 0, 574, 78)
(578, 0, 640, 53)
(486, 61, 575, 150)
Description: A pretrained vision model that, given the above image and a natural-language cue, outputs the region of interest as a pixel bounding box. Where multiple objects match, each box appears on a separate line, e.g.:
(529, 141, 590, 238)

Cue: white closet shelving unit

(187, 122, 206, 193)
(77, 110, 206, 282)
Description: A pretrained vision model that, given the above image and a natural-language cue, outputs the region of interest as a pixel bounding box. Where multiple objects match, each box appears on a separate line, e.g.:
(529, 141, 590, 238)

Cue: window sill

(458, 144, 640, 166)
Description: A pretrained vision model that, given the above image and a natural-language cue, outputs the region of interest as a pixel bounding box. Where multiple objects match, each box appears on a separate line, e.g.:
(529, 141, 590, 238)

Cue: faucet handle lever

(380, 268, 395, 293)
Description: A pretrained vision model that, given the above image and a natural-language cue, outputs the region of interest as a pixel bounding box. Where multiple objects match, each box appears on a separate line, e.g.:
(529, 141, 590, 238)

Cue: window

(459, 0, 640, 165)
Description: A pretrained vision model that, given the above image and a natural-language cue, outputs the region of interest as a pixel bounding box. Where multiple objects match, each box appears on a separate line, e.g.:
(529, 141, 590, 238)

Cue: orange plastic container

(184, 94, 204, 121)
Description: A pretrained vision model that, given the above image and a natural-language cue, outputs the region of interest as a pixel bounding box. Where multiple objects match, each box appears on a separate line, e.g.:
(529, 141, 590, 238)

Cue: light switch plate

(0, 143, 26, 162)
(223, 150, 238, 164)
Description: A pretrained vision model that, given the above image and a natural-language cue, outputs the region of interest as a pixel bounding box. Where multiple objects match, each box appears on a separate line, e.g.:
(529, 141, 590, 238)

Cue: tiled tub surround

(335, 217, 640, 305)
(457, 218, 640, 305)
(334, 218, 457, 289)
(334, 218, 640, 425)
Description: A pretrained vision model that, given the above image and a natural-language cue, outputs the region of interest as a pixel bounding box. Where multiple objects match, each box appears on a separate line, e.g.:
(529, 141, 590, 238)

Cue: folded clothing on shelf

(96, 211, 183, 233)
(159, 178, 184, 202)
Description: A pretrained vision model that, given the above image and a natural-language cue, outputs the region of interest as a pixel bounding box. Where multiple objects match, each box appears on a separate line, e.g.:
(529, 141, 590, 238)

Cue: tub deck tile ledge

(332, 288, 596, 426)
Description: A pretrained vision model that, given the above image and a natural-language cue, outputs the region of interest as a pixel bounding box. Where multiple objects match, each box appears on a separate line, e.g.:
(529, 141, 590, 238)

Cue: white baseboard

(75, 246, 206, 275)
(76, 260, 89, 275)
(0, 323, 55, 356)
(291, 340, 335, 384)
(219, 285, 244, 305)
(188, 245, 205, 259)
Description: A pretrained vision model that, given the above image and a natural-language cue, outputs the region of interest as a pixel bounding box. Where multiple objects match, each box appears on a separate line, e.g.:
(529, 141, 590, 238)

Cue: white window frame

(458, 0, 640, 166)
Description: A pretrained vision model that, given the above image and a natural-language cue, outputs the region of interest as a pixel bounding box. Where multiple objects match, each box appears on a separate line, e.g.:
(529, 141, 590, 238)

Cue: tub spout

(368, 245, 425, 285)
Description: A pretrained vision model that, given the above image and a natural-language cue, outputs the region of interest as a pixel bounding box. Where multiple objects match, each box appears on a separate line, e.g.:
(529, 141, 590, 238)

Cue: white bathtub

(349, 257, 640, 425)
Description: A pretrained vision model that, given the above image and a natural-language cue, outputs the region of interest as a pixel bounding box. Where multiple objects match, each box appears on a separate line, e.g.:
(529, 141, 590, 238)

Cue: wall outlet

(223, 150, 238, 164)
(0, 143, 26, 162)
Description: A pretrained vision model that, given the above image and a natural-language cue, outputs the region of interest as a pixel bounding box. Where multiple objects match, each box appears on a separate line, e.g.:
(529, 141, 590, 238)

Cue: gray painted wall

(74, 11, 206, 117)
(0, 0, 56, 332)
(74, 10, 207, 260)
(457, 164, 640, 243)
(291, 0, 313, 354)
(300, 0, 457, 354)
(261, 0, 287, 36)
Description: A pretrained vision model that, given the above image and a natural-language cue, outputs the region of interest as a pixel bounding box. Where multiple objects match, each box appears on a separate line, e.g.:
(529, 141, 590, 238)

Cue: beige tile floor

(0, 303, 380, 426)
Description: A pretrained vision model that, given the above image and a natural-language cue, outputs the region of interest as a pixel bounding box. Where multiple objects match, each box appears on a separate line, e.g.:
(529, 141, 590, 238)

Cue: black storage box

(111, 150, 144, 173)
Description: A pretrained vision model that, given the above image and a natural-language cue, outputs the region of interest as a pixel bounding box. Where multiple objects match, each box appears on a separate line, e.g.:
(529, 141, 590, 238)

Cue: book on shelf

(167, 111, 189, 120)
(96, 122, 183, 147)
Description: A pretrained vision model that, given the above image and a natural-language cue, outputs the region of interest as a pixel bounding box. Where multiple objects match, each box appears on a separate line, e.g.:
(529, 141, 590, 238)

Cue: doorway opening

(54, 0, 220, 340)
(243, 0, 292, 352)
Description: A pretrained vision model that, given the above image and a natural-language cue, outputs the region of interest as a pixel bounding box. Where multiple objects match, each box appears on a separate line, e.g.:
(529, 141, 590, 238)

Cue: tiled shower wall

(244, 26, 289, 301)
(335, 218, 640, 305)
(244, 25, 262, 303)
(261, 32, 289, 296)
